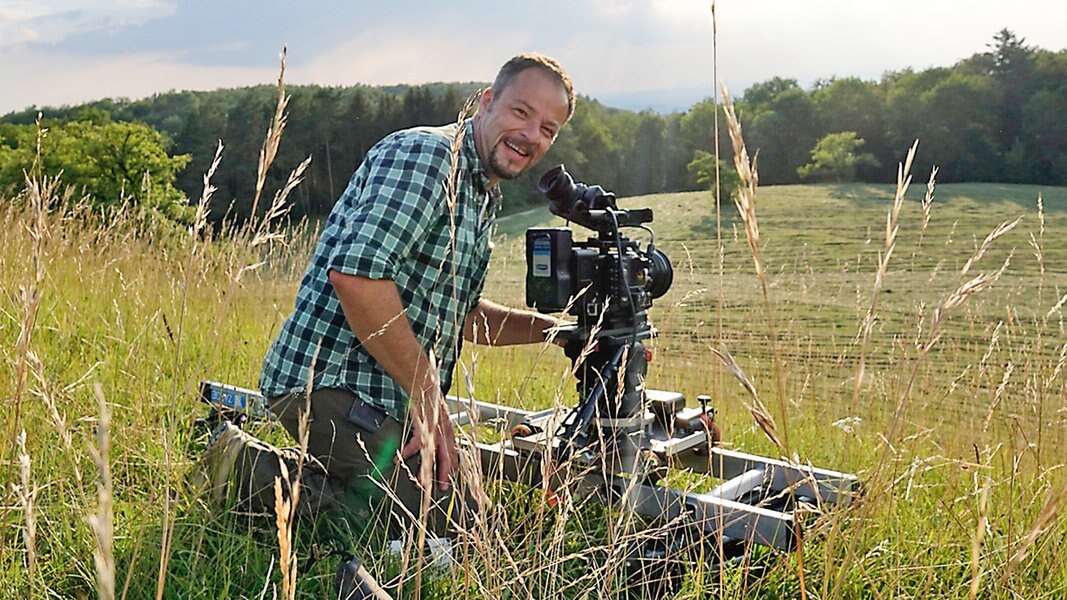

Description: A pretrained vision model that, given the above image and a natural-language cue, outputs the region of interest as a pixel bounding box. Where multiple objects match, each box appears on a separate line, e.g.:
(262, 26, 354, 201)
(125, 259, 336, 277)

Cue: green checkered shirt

(260, 119, 499, 419)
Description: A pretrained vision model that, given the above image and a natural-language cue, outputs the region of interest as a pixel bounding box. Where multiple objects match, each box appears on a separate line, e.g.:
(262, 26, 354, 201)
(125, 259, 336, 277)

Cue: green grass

(2, 176, 1066, 598)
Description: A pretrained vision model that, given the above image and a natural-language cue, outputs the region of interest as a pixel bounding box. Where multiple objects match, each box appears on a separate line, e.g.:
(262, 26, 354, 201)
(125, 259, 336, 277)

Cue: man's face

(475, 68, 570, 184)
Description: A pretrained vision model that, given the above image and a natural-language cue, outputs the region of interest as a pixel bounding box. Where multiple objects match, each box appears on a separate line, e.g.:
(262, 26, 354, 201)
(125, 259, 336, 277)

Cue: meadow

(1, 123, 1066, 599)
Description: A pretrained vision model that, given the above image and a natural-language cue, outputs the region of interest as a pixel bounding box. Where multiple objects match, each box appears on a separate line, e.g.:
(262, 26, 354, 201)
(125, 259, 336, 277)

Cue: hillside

(479, 180, 1067, 434)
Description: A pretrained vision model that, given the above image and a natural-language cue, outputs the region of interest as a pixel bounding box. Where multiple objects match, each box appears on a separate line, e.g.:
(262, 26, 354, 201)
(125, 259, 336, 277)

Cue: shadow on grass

(824, 181, 1067, 211)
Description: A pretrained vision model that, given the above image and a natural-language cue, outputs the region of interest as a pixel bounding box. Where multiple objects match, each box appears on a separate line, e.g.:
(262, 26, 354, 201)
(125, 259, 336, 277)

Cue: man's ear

(478, 87, 493, 112)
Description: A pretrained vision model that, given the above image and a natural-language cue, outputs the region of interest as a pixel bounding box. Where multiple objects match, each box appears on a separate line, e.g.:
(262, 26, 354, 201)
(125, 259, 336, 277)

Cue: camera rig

(198, 166, 858, 595)
(451, 166, 857, 588)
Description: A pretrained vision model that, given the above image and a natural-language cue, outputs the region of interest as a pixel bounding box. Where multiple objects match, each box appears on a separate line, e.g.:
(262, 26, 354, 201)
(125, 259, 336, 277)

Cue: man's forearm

(464, 298, 564, 346)
(329, 269, 458, 490)
(328, 270, 439, 401)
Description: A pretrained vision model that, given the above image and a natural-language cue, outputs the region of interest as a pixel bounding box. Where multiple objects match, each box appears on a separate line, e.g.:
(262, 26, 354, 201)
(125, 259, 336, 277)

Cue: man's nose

(521, 119, 540, 142)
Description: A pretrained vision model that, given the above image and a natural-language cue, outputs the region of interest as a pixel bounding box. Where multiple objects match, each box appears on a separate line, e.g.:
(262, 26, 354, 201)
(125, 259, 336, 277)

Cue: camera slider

(445, 391, 858, 555)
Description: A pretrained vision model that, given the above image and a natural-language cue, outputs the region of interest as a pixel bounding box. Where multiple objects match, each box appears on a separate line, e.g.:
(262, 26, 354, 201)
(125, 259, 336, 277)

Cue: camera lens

(646, 246, 673, 299)
(537, 165, 577, 205)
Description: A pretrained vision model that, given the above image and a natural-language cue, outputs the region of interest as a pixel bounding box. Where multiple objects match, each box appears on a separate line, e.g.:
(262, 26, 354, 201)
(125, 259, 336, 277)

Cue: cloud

(1, 0, 1064, 116)
(297, 26, 529, 88)
(1, 46, 274, 113)
(0, 0, 175, 49)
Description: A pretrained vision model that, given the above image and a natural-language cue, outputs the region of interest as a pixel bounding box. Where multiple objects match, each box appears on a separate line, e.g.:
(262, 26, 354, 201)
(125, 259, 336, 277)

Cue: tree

(745, 87, 820, 184)
(619, 111, 668, 195)
(0, 116, 191, 220)
(812, 77, 888, 177)
(984, 29, 1037, 150)
(677, 99, 735, 188)
(797, 132, 879, 183)
(883, 67, 950, 153)
(741, 77, 801, 108)
(687, 149, 740, 201)
(920, 72, 1002, 181)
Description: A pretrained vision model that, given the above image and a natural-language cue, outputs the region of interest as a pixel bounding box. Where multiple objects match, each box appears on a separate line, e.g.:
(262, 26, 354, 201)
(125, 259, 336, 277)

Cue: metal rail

(446, 391, 859, 552)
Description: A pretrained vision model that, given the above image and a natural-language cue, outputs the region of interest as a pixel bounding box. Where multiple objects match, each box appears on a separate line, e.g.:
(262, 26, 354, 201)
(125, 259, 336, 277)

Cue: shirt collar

(461, 119, 502, 202)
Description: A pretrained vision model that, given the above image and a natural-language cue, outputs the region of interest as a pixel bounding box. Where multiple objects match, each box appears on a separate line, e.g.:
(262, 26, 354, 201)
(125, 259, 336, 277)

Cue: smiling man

(258, 54, 574, 546)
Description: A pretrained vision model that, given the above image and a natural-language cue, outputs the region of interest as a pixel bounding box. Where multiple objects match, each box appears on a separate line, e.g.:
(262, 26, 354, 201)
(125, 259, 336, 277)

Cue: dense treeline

(739, 30, 1067, 186)
(2, 30, 1064, 221)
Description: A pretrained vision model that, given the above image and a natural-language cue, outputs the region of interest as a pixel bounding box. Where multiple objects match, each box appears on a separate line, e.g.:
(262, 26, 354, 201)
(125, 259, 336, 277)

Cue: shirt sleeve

(327, 131, 453, 279)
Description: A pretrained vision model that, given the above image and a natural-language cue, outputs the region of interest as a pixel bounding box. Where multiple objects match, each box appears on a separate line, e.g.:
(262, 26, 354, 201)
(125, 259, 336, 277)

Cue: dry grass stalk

(395, 349, 444, 599)
(1004, 477, 1067, 578)
(190, 140, 224, 244)
(1048, 342, 1067, 391)
(928, 257, 1011, 343)
(1046, 293, 1067, 321)
(7, 116, 55, 478)
(447, 90, 483, 213)
(708, 344, 786, 454)
(178, 62, 305, 597)
(982, 361, 1015, 431)
(853, 141, 920, 403)
(88, 383, 115, 600)
(709, 1, 727, 371)
(272, 467, 297, 600)
(236, 154, 310, 281)
(1028, 194, 1045, 282)
(170, 138, 224, 373)
(16, 429, 37, 583)
(27, 351, 84, 487)
(277, 365, 316, 600)
(960, 217, 1021, 276)
(719, 87, 763, 282)
(916, 165, 938, 251)
(152, 113, 227, 600)
(256, 556, 276, 600)
(969, 450, 992, 600)
(719, 87, 791, 453)
(249, 47, 291, 220)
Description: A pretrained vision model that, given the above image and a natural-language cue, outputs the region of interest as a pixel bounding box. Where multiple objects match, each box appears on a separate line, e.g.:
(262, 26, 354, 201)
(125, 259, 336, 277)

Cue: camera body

(526, 227, 660, 334)
(525, 165, 673, 336)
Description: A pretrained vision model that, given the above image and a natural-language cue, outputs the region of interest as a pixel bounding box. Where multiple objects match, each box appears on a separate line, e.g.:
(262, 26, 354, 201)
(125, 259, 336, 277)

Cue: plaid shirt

(260, 119, 499, 419)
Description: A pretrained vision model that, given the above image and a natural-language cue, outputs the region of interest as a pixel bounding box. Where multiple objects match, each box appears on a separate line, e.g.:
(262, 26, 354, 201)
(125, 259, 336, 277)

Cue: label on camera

(531, 236, 552, 277)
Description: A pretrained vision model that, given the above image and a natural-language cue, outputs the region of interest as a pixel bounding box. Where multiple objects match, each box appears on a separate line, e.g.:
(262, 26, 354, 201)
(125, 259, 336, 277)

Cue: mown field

(1, 169, 1065, 598)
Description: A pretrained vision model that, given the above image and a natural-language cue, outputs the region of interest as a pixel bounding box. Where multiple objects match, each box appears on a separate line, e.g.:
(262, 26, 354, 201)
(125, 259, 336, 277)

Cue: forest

(1, 29, 1065, 221)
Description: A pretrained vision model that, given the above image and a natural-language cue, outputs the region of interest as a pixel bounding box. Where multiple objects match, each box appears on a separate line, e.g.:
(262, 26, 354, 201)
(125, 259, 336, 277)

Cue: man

(258, 53, 574, 540)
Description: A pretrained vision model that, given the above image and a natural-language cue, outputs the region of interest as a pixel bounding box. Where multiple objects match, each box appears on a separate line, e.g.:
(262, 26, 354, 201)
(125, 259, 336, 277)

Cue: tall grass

(2, 55, 1067, 600)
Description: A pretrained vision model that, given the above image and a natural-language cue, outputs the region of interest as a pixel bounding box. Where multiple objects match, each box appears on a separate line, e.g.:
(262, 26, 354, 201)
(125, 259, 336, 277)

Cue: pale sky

(1, 0, 1065, 116)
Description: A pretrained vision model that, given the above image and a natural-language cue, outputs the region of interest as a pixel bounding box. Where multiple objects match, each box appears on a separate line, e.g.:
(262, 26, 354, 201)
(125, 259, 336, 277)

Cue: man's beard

(487, 140, 531, 181)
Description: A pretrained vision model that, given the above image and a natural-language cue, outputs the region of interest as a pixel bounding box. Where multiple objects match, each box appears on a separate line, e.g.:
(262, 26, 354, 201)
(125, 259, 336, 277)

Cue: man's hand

(400, 390, 457, 492)
(329, 270, 459, 492)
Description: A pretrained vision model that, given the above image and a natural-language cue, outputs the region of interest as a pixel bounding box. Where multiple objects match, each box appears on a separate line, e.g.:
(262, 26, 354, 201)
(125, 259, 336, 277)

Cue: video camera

(526, 164, 674, 334)
(524, 165, 674, 465)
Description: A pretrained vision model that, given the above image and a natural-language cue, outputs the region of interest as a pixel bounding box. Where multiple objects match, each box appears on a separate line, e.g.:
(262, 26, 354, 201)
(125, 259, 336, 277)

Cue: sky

(1, 0, 1065, 116)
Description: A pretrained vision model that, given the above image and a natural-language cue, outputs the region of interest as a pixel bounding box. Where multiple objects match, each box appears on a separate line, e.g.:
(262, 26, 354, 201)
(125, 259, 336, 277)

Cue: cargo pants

(207, 387, 471, 541)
